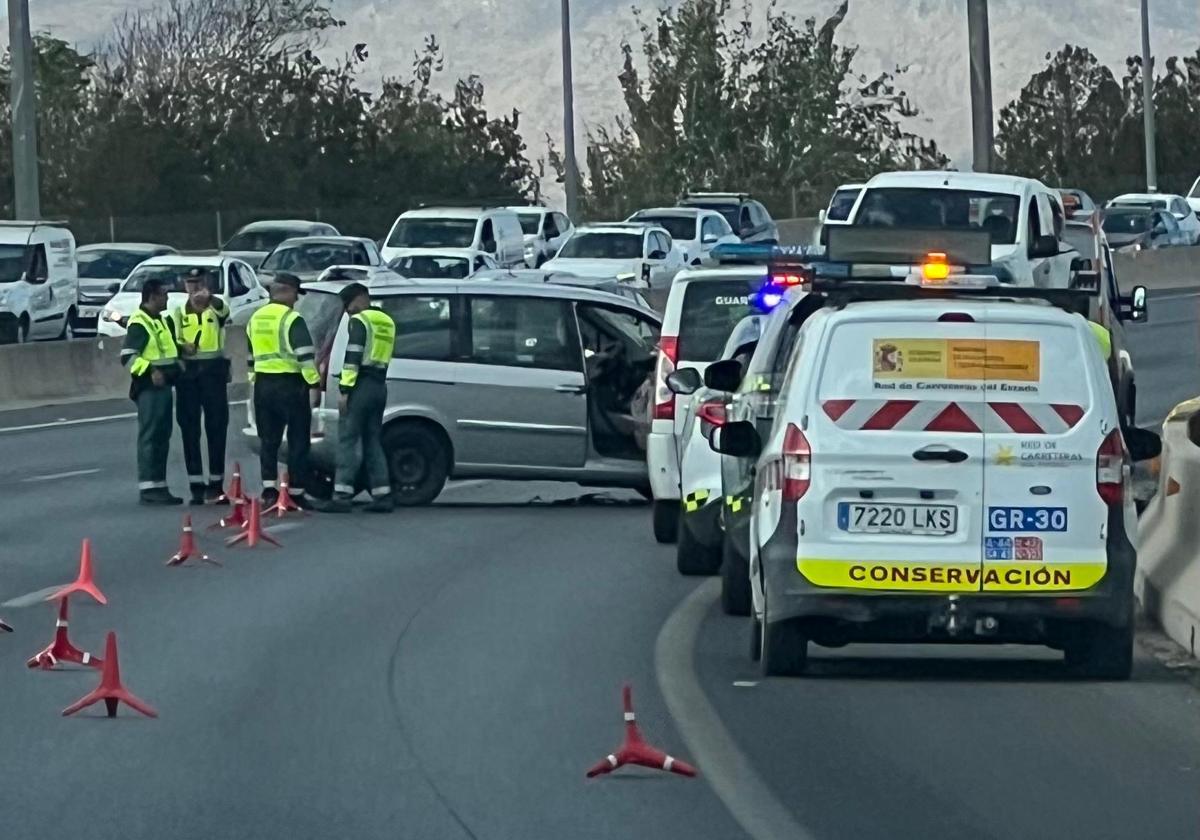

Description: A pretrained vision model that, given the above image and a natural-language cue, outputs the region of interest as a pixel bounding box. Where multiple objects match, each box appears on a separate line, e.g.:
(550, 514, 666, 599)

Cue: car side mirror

(648, 249, 667, 261)
(1031, 234, 1060, 259)
(817, 209, 827, 224)
(704, 358, 745, 393)
(1125, 285, 1148, 322)
(702, 234, 718, 245)
(665, 368, 702, 395)
(709, 420, 760, 458)
(739, 224, 755, 238)
(1125, 427, 1161, 462)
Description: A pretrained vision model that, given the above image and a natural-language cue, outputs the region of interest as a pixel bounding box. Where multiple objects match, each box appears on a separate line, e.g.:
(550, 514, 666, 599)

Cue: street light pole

(1140, 0, 1158, 192)
(560, 0, 580, 218)
(7, 0, 41, 218)
(967, 0, 995, 173)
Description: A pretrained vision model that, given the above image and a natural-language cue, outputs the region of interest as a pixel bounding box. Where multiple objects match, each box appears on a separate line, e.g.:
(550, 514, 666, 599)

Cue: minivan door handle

(555, 383, 587, 394)
(912, 445, 969, 464)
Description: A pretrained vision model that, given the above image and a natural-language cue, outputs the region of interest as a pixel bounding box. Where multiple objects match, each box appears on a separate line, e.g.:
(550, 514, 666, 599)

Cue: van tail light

(1096, 428, 1126, 506)
(781, 423, 811, 502)
(654, 336, 679, 421)
(697, 398, 727, 427)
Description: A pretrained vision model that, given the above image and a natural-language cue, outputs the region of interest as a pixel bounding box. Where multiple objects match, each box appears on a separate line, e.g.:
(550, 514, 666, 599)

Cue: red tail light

(697, 398, 727, 427)
(1096, 428, 1125, 506)
(781, 423, 811, 501)
(653, 336, 679, 421)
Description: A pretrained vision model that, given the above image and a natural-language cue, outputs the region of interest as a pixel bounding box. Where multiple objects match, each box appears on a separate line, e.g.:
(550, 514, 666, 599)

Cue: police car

(710, 230, 1161, 679)
(647, 246, 819, 543)
(665, 314, 765, 575)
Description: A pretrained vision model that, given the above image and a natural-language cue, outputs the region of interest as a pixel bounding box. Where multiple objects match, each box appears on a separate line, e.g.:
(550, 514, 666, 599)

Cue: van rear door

(804, 309, 986, 592)
(980, 310, 1108, 592)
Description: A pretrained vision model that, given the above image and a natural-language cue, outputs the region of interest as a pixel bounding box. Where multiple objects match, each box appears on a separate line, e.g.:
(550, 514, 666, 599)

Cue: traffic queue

(651, 170, 1161, 681)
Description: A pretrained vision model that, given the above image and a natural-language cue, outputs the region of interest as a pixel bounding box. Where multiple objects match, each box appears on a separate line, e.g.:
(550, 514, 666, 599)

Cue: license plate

(78, 306, 100, 318)
(838, 503, 957, 535)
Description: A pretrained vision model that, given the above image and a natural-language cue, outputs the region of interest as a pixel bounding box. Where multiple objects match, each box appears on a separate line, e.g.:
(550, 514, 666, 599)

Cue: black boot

(189, 485, 206, 506)
(205, 481, 226, 505)
(363, 494, 394, 513)
(140, 488, 184, 506)
(310, 496, 352, 513)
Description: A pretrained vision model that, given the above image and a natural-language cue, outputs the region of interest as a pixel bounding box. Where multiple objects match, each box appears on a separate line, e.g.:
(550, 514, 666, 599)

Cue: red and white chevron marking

(821, 399, 1085, 434)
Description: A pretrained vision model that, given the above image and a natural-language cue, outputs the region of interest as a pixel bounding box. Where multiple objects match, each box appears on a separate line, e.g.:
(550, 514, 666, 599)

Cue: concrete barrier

(1136, 397, 1200, 656)
(0, 326, 249, 411)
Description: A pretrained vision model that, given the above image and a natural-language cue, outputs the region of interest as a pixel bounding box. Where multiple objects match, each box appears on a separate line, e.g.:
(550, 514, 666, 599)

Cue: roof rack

(0, 219, 71, 227)
(682, 191, 750, 202)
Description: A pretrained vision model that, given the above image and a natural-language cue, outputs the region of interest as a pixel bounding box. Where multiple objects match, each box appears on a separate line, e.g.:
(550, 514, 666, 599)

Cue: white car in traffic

(75, 242, 178, 336)
(221, 220, 340, 268)
(1107, 193, 1200, 245)
(388, 249, 498, 280)
(509, 206, 574, 267)
(624, 208, 739, 265)
(0, 221, 78, 344)
(381, 207, 526, 269)
(544, 224, 684, 290)
(98, 255, 268, 337)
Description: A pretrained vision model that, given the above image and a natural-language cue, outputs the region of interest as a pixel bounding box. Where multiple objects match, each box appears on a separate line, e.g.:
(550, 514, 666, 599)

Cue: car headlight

(102, 308, 126, 324)
(0, 289, 10, 306)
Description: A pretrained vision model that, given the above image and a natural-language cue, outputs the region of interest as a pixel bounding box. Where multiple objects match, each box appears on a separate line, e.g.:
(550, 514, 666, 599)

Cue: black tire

(653, 499, 679, 544)
(382, 423, 450, 506)
(1124, 382, 1137, 430)
(720, 536, 751, 616)
(676, 517, 722, 576)
(761, 615, 809, 677)
(58, 308, 77, 341)
(17, 316, 29, 344)
(1065, 622, 1133, 680)
(749, 615, 762, 662)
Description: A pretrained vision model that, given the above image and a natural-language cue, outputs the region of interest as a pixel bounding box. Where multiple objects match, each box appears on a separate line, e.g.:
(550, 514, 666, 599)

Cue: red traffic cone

(166, 515, 220, 567)
(62, 632, 157, 719)
(219, 462, 246, 505)
(51, 538, 107, 605)
(264, 473, 306, 518)
(586, 684, 696, 779)
(26, 596, 101, 670)
(226, 498, 281, 549)
(209, 496, 248, 531)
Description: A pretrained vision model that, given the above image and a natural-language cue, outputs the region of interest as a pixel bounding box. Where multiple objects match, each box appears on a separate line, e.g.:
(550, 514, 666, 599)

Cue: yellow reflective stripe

(796, 559, 1107, 592)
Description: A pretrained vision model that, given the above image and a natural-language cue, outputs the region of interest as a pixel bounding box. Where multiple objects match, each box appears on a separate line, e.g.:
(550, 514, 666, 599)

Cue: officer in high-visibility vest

(120, 277, 183, 505)
(311, 283, 396, 513)
(246, 272, 320, 510)
(170, 267, 231, 504)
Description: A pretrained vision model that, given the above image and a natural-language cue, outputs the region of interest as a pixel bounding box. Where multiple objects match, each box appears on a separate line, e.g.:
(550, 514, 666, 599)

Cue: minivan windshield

(0, 244, 31, 283)
(629, 215, 696, 241)
(123, 265, 220, 294)
(1102, 209, 1151, 234)
(558, 232, 642, 259)
(854, 188, 1021, 244)
(261, 242, 367, 272)
(387, 218, 477, 249)
(390, 254, 471, 279)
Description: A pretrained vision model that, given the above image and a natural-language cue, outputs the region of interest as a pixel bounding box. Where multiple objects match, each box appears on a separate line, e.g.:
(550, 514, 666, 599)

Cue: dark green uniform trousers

(334, 375, 390, 499)
(136, 384, 174, 490)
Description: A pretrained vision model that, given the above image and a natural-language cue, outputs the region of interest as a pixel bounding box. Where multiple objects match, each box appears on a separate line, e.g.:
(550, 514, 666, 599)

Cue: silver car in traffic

(244, 278, 662, 503)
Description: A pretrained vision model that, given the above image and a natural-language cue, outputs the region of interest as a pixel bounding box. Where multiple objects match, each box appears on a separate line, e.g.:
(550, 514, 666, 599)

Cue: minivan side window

(379, 295, 454, 361)
(468, 296, 580, 371)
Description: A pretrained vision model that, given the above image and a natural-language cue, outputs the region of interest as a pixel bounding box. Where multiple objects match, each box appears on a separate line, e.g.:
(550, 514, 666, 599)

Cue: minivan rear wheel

(761, 603, 809, 677)
(383, 423, 449, 506)
(720, 536, 751, 616)
(652, 500, 679, 544)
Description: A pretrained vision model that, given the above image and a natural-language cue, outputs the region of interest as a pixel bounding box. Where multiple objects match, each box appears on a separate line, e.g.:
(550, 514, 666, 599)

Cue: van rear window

(677, 279, 760, 361)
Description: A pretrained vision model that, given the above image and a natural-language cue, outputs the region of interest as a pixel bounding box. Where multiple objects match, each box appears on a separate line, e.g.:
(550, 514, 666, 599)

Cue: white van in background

(0, 221, 78, 344)
(381, 206, 526, 269)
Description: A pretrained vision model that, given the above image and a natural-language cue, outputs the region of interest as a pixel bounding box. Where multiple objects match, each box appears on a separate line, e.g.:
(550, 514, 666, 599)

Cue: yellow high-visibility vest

(126, 309, 179, 376)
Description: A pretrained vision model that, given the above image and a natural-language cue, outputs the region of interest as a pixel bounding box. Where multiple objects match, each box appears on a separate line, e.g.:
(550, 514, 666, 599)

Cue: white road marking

(0, 400, 248, 434)
(22, 468, 101, 483)
(656, 580, 817, 840)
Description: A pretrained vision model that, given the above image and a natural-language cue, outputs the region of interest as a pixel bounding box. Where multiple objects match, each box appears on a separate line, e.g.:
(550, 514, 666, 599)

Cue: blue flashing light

(752, 286, 785, 313)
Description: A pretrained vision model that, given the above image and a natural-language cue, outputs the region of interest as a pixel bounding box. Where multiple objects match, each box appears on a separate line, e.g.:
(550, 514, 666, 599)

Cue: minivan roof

(400, 207, 514, 220)
(864, 171, 1041, 195)
(305, 277, 658, 316)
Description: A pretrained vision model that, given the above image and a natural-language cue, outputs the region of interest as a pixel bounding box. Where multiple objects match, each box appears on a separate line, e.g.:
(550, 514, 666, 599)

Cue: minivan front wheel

(383, 423, 449, 506)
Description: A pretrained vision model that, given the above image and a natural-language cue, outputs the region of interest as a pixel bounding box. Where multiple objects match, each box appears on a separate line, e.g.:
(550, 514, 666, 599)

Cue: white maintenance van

(0, 221, 78, 343)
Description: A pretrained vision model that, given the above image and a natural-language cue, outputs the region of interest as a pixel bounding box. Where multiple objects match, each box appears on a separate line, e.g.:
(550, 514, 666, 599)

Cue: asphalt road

(0, 289, 1197, 839)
